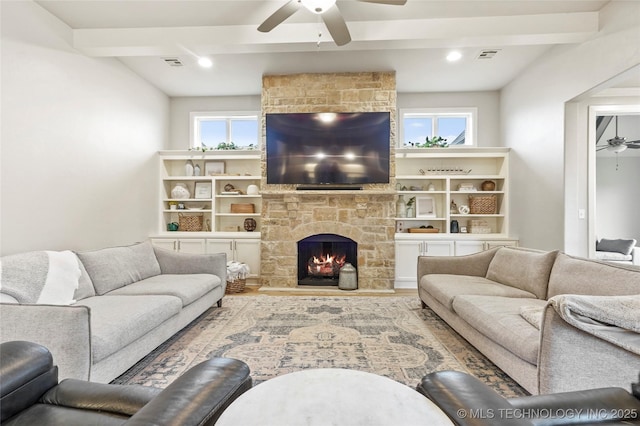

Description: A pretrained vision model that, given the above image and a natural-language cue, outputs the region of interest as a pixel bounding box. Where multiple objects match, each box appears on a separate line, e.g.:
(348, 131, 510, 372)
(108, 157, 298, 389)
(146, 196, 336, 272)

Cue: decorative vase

(244, 217, 257, 232)
(171, 183, 190, 199)
(194, 164, 201, 176)
(481, 180, 496, 191)
(406, 205, 415, 218)
(185, 160, 194, 176)
(396, 195, 406, 218)
(247, 184, 259, 195)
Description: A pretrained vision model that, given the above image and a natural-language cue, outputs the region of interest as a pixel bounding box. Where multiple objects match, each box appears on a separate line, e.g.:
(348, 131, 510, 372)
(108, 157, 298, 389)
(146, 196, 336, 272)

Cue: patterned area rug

(113, 295, 527, 397)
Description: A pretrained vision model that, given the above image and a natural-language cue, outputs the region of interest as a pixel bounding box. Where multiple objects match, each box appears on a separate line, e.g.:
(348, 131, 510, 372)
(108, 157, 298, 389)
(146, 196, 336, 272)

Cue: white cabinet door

(454, 239, 518, 256)
(455, 241, 485, 256)
(206, 239, 234, 262)
(151, 238, 205, 253)
(395, 240, 422, 282)
(151, 238, 177, 251)
(422, 241, 455, 257)
(177, 239, 206, 253)
(206, 238, 261, 277)
(234, 239, 261, 277)
(395, 240, 453, 286)
(485, 240, 518, 250)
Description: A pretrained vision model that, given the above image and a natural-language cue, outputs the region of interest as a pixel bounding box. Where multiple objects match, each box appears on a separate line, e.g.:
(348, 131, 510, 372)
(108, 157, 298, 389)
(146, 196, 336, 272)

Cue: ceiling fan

(258, 0, 407, 47)
(596, 115, 640, 153)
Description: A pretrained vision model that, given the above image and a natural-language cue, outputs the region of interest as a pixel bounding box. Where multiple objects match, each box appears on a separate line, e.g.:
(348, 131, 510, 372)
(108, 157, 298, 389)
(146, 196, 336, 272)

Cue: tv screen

(266, 112, 390, 185)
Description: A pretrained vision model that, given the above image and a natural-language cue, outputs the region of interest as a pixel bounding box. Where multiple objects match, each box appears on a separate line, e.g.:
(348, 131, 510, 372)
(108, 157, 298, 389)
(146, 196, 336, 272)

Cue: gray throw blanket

(549, 294, 640, 355)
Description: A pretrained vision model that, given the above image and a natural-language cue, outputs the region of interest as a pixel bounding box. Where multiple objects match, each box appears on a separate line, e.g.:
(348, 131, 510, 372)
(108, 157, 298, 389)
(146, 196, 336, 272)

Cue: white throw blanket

(549, 294, 640, 355)
(0, 250, 80, 305)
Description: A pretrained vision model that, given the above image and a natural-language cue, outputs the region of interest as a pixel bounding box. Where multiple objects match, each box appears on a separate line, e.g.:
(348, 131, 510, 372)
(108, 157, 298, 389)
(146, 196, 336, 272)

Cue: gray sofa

(0, 240, 226, 383)
(418, 246, 640, 395)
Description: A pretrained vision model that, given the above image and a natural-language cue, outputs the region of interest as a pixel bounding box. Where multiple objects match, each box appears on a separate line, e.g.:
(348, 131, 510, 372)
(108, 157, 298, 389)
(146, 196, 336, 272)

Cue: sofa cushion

(485, 247, 558, 300)
(548, 253, 640, 299)
(107, 274, 221, 307)
(596, 238, 637, 256)
(452, 295, 547, 365)
(420, 274, 537, 311)
(594, 251, 633, 262)
(77, 241, 161, 295)
(74, 294, 182, 363)
(0, 251, 81, 305)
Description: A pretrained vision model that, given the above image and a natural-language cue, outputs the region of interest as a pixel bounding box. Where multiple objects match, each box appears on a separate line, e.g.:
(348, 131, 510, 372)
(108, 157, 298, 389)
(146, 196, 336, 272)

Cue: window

(190, 112, 259, 149)
(399, 108, 477, 147)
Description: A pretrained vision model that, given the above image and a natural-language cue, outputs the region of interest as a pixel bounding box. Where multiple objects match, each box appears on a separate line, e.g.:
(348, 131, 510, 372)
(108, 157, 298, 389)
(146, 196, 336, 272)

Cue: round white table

(216, 368, 454, 426)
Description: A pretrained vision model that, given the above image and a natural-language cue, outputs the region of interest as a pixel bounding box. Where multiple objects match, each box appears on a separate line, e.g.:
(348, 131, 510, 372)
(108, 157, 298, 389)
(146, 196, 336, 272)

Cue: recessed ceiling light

(446, 51, 462, 62)
(198, 57, 213, 68)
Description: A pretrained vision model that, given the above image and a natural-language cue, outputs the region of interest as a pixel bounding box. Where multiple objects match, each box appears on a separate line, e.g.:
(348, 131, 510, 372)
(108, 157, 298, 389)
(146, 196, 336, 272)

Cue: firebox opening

(297, 234, 357, 286)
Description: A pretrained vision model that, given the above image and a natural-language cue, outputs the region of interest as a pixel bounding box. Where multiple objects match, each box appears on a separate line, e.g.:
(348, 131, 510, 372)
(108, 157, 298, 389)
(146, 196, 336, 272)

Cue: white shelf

(159, 152, 262, 234)
(395, 147, 510, 236)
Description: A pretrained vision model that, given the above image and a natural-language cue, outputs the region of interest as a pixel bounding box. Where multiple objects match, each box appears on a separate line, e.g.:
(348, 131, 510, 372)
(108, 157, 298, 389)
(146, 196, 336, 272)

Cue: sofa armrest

(417, 247, 499, 279)
(153, 247, 226, 281)
(417, 371, 533, 426)
(41, 379, 160, 416)
(633, 246, 640, 266)
(0, 304, 91, 381)
(538, 301, 640, 394)
(126, 357, 252, 426)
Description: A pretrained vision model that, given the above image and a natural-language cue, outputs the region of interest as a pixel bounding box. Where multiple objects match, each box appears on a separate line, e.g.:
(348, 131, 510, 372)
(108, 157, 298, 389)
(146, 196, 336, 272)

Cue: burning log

(308, 254, 346, 277)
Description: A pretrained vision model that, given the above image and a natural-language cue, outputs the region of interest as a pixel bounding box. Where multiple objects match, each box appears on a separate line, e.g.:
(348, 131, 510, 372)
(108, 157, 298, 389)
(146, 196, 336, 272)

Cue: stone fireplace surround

(259, 72, 397, 291)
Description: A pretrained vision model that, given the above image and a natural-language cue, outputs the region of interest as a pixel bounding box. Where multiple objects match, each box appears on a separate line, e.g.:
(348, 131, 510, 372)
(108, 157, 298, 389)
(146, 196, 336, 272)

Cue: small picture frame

(416, 196, 437, 218)
(194, 182, 212, 199)
(205, 161, 225, 176)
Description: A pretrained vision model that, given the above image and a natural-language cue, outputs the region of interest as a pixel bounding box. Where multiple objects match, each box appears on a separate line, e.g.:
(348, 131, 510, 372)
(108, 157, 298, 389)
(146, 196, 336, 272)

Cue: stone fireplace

(260, 72, 397, 290)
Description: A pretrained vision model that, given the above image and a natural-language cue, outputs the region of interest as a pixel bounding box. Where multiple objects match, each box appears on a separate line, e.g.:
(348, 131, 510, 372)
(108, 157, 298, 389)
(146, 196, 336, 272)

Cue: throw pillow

(486, 247, 558, 299)
(596, 238, 637, 256)
(0, 250, 81, 305)
(77, 241, 161, 295)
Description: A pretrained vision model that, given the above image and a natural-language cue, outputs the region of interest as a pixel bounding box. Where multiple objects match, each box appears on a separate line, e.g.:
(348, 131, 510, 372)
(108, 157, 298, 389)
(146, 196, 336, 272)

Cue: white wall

(169, 96, 261, 149)
(398, 91, 500, 147)
(1, 1, 170, 255)
(596, 156, 640, 242)
(501, 0, 640, 251)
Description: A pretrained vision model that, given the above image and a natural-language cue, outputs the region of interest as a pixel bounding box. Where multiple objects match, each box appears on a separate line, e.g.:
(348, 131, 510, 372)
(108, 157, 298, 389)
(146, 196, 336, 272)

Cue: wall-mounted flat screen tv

(266, 112, 391, 185)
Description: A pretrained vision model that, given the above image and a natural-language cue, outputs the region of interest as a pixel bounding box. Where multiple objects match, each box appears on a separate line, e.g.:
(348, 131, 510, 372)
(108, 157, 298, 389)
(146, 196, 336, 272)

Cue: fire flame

(308, 253, 346, 277)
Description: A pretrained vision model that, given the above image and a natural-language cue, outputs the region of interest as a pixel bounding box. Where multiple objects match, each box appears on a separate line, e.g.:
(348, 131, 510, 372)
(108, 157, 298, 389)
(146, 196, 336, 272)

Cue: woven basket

(178, 213, 203, 232)
(225, 278, 246, 294)
(469, 195, 497, 214)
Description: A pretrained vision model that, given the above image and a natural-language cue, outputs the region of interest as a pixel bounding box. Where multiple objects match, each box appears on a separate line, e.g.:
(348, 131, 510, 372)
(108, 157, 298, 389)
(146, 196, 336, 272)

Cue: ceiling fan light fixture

(301, 0, 336, 14)
(607, 144, 628, 153)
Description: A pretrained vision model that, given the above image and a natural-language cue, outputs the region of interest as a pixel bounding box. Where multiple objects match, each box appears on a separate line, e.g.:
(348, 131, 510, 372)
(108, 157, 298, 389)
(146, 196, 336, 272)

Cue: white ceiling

(35, 0, 611, 97)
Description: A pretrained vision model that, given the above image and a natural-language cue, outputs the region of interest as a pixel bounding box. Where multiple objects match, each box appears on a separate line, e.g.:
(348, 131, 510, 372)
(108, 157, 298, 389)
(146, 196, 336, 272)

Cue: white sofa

(594, 238, 639, 265)
(0, 241, 226, 383)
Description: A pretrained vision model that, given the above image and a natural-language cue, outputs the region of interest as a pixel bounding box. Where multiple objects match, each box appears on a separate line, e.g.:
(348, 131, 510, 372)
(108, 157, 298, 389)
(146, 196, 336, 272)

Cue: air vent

(163, 58, 184, 67)
(477, 49, 500, 60)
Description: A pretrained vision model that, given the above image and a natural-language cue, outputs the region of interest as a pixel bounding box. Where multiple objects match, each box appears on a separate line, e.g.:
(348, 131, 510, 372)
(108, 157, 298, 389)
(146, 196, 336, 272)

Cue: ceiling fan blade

(626, 142, 640, 148)
(596, 146, 609, 151)
(357, 0, 407, 4)
(321, 5, 351, 46)
(258, 0, 301, 33)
